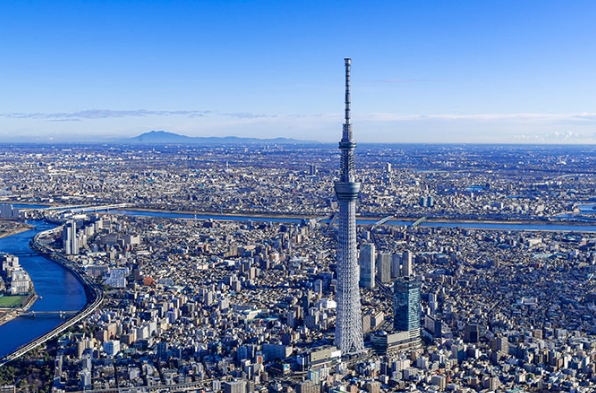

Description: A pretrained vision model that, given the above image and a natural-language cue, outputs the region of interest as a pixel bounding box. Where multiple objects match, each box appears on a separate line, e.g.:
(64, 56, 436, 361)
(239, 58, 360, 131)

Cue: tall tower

(334, 58, 365, 355)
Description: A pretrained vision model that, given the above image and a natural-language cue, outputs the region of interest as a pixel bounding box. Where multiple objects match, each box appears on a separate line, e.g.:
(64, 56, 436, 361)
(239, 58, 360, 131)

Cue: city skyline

(2, 1, 596, 144)
(0, 138, 596, 389)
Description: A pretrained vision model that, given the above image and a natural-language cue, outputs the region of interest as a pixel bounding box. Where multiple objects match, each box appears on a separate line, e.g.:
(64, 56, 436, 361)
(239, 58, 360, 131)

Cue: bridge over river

(20, 310, 79, 318)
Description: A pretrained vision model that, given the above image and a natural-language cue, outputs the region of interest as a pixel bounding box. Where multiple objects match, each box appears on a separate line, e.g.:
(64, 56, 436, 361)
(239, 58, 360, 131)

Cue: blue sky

(1, 0, 595, 143)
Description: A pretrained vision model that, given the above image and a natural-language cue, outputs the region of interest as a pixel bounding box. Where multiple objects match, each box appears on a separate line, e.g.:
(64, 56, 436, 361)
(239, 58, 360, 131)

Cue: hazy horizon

(3, 130, 596, 147)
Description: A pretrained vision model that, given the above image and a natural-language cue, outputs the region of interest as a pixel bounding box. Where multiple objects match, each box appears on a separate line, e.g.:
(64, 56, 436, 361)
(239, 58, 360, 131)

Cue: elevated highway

(66, 379, 215, 393)
(42, 203, 130, 213)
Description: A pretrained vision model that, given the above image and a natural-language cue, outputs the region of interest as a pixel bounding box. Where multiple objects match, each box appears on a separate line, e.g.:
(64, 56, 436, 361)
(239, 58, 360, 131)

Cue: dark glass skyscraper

(393, 276, 421, 333)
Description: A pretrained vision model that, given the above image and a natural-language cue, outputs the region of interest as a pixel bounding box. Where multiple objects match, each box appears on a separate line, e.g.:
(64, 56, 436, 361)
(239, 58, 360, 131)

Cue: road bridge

(372, 215, 394, 228)
(412, 217, 427, 227)
(66, 203, 130, 214)
(20, 310, 79, 318)
(6, 252, 37, 257)
(41, 203, 130, 212)
(37, 203, 131, 218)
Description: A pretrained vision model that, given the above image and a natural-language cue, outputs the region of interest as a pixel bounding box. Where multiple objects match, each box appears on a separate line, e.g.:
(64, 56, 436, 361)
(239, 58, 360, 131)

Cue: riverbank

(124, 207, 319, 220)
(0, 291, 37, 327)
(0, 222, 38, 328)
(0, 223, 34, 239)
(414, 217, 594, 226)
(113, 208, 596, 233)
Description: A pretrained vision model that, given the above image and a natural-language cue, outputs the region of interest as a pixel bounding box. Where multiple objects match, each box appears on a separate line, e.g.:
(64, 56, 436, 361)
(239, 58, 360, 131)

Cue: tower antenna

(333, 58, 365, 355)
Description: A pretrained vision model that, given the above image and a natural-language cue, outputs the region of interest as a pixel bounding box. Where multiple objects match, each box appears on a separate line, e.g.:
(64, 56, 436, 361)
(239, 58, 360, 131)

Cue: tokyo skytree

(334, 58, 365, 355)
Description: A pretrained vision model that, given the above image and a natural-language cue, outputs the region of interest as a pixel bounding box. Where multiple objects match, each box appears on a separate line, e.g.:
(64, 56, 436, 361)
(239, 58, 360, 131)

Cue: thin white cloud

(357, 112, 596, 123)
(514, 130, 593, 142)
(0, 109, 284, 122)
(48, 118, 81, 122)
(221, 112, 273, 119)
(1, 109, 213, 120)
(5, 109, 596, 124)
(374, 78, 440, 83)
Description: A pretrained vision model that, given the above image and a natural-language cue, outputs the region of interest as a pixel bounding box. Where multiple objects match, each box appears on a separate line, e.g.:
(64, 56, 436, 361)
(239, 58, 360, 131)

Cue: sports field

(0, 295, 26, 308)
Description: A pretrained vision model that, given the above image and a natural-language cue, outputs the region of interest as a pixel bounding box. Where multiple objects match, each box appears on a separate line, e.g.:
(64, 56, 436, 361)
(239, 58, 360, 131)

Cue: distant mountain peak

(128, 131, 316, 144)
(131, 130, 192, 142)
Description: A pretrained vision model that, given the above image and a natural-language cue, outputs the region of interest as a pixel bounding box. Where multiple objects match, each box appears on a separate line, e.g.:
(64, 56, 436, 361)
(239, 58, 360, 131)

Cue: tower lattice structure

(334, 58, 365, 355)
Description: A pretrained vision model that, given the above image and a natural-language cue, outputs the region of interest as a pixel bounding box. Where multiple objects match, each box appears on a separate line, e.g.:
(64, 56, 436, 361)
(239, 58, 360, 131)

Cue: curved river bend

(0, 221, 86, 359)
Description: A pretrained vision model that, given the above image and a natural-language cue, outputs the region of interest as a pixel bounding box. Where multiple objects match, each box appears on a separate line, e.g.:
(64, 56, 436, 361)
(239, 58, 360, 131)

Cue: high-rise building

(223, 380, 246, 393)
(419, 195, 435, 208)
(377, 251, 392, 283)
(359, 243, 375, 288)
(391, 252, 401, 278)
(0, 204, 19, 219)
(63, 223, 71, 255)
(402, 250, 413, 277)
(63, 221, 79, 255)
(393, 276, 421, 337)
(334, 58, 365, 355)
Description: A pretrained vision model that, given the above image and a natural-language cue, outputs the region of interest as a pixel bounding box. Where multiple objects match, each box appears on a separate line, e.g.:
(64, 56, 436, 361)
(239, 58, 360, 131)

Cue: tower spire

(344, 58, 351, 129)
(334, 58, 365, 355)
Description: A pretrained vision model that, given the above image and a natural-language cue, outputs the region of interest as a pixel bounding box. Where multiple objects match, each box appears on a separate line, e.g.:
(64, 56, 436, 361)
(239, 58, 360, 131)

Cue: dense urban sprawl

(0, 143, 595, 393)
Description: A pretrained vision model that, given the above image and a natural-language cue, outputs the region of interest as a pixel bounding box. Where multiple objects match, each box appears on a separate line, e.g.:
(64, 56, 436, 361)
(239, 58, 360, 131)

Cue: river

(113, 209, 596, 232)
(0, 221, 87, 359)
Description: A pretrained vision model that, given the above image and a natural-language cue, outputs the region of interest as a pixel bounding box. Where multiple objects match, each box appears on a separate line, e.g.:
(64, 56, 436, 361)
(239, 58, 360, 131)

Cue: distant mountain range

(128, 131, 316, 144)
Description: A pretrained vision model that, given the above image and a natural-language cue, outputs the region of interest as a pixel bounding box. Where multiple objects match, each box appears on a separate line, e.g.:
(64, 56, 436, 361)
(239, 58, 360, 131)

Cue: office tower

(63, 221, 79, 255)
(393, 276, 421, 337)
(402, 250, 413, 277)
(63, 223, 71, 255)
(377, 251, 392, 283)
(334, 58, 365, 355)
(359, 243, 375, 288)
(223, 380, 247, 393)
(427, 196, 435, 207)
(0, 204, 18, 219)
(419, 195, 435, 208)
(464, 324, 481, 343)
(296, 381, 320, 393)
(391, 252, 401, 278)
